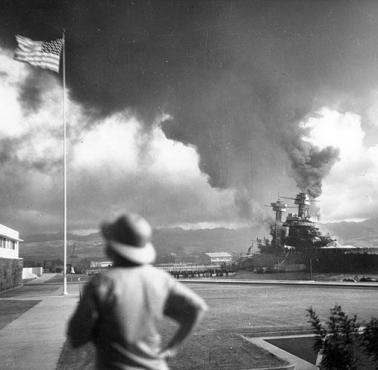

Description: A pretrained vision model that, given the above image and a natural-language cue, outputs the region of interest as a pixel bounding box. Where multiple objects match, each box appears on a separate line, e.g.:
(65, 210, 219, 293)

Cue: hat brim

(106, 241, 156, 265)
(101, 220, 156, 265)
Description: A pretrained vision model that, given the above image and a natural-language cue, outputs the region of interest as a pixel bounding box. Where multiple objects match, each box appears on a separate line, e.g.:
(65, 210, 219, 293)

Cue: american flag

(14, 35, 63, 73)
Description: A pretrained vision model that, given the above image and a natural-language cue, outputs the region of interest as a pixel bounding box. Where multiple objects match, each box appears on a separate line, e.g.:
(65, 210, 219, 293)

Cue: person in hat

(67, 213, 208, 370)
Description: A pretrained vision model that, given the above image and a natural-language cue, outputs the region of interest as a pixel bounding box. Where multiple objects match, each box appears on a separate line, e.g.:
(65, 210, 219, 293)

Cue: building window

(0, 238, 16, 249)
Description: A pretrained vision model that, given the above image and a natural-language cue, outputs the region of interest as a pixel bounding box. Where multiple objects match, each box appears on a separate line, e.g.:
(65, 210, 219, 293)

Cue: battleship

(242, 192, 378, 274)
(257, 192, 335, 254)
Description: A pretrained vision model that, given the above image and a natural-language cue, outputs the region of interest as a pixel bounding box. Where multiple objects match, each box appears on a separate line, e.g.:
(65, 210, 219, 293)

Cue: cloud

(300, 108, 378, 221)
(0, 47, 240, 234)
(365, 90, 378, 127)
(69, 111, 241, 230)
(1, 1, 353, 217)
(2, 1, 378, 232)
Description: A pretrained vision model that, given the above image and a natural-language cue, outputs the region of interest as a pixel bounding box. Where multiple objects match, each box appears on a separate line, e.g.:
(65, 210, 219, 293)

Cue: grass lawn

(57, 282, 378, 369)
(0, 300, 41, 330)
(266, 336, 377, 370)
(266, 336, 318, 364)
(168, 332, 288, 370)
(56, 331, 288, 370)
(46, 274, 88, 284)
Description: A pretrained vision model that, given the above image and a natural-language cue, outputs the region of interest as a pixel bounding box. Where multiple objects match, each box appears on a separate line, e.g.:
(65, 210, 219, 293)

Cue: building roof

(0, 224, 23, 242)
(205, 252, 232, 258)
(0, 234, 23, 242)
(90, 260, 112, 263)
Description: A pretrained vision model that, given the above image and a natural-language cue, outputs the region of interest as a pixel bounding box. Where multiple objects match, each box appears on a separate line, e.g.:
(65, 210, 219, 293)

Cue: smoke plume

(287, 141, 340, 198)
(2, 0, 375, 226)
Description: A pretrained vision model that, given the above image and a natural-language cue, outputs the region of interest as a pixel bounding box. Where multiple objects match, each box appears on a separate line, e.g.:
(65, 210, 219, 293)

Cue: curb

(242, 334, 318, 370)
(179, 278, 378, 288)
(235, 333, 297, 370)
(250, 365, 295, 370)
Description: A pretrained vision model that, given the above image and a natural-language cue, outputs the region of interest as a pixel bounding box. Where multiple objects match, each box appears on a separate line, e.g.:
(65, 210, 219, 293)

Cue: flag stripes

(14, 35, 63, 73)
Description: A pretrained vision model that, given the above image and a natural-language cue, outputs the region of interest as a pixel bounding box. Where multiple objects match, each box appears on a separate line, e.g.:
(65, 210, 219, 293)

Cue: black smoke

(287, 141, 339, 198)
(1, 0, 375, 219)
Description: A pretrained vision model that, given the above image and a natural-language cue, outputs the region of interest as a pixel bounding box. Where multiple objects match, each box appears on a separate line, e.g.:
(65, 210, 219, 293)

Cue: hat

(101, 213, 156, 265)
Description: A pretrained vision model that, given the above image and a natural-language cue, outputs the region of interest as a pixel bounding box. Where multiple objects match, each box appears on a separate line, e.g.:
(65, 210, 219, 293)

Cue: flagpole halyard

(62, 29, 68, 295)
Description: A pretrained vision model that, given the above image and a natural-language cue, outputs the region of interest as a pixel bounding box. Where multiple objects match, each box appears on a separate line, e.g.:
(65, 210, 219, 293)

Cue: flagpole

(62, 30, 68, 295)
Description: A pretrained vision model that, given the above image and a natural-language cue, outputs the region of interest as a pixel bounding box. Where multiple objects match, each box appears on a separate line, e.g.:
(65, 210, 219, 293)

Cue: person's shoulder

(139, 265, 177, 288)
(87, 272, 105, 284)
(84, 272, 115, 302)
(164, 276, 208, 313)
(87, 272, 114, 291)
(143, 264, 174, 279)
(90, 270, 113, 281)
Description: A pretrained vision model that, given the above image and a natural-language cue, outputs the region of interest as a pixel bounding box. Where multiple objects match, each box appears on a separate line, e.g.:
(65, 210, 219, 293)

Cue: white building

(204, 252, 233, 265)
(0, 224, 22, 259)
(89, 260, 113, 268)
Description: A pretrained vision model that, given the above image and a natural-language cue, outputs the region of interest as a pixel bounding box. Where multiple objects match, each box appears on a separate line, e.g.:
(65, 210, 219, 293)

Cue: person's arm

(161, 282, 208, 357)
(67, 277, 101, 348)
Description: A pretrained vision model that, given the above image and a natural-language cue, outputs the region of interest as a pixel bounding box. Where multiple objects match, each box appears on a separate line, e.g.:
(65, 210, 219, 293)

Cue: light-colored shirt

(67, 265, 207, 370)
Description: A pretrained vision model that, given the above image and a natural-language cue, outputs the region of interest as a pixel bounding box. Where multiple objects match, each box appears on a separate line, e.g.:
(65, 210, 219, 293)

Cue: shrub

(307, 305, 360, 369)
(361, 318, 378, 363)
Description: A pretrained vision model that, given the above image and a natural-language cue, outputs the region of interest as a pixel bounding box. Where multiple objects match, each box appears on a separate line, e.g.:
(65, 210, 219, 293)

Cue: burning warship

(256, 192, 335, 254)
(242, 192, 378, 274)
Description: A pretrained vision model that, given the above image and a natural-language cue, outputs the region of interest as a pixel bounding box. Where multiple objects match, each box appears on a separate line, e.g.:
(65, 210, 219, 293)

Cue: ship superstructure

(257, 192, 335, 253)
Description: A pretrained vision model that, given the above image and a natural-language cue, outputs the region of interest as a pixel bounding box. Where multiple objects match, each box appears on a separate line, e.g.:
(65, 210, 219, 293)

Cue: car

(342, 278, 356, 282)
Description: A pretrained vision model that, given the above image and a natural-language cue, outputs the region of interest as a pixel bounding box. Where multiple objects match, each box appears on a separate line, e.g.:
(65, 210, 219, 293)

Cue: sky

(0, 0, 378, 235)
